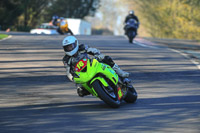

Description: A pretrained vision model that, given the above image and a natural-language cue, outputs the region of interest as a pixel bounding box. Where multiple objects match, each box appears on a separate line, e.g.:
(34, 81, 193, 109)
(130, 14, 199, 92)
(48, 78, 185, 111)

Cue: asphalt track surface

(0, 34, 200, 133)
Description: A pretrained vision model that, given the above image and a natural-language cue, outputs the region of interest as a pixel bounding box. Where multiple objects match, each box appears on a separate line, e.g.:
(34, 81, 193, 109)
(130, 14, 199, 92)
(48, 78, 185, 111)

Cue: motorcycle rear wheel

(92, 80, 120, 108)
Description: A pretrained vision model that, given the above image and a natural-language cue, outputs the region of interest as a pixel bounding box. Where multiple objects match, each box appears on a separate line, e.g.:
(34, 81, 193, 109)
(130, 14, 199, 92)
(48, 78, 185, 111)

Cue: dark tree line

(0, 0, 23, 26)
(0, 0, 100, 31)
(47, 0, 100, 19)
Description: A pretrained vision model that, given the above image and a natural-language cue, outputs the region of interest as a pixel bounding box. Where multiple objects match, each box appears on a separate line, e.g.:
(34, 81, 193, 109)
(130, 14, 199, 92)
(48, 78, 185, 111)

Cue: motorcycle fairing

(73, 58, 119, 97)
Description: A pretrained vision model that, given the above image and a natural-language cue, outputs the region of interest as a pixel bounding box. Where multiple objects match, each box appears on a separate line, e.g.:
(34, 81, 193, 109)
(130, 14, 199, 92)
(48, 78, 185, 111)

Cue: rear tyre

(124, 86, 137, 103)
(92, 80, 120, 108)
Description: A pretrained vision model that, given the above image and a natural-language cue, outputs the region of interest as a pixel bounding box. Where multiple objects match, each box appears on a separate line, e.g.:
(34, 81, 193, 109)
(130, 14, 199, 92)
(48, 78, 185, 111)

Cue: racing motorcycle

(73, 53, 137, 108)
(124, 19, 139, 43)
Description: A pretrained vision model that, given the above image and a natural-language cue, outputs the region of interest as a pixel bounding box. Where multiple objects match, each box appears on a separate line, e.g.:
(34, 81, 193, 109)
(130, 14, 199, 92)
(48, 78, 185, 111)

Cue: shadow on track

(0, 95, 199, 132)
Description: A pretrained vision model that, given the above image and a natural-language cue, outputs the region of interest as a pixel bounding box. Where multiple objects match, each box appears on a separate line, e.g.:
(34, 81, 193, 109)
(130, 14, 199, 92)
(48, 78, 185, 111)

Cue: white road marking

(171, 49, 200, 70)
(123, 36, 158, 48)
(133, 39, 200, 70)
(134, 40, 159, 49)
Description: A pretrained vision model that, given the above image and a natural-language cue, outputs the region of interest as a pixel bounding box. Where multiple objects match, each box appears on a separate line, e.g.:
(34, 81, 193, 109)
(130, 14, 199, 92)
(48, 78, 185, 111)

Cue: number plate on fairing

(75, 59, 87, 72)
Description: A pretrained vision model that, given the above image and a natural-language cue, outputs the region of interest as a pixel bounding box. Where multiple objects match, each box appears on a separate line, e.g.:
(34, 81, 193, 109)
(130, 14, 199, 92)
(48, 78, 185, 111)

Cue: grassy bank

(0, 34, 9, 40)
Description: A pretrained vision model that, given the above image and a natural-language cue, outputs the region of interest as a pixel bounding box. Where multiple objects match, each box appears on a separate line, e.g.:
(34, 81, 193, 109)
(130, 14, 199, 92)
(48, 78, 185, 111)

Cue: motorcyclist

(124, 10, 139, 35)
(62, 36, 130, 97)
(52, 15, 73, 35)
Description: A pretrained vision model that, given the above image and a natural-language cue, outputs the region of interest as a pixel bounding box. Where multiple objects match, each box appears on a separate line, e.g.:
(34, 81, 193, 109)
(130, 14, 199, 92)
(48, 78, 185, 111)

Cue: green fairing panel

(73, 58, 119, 96)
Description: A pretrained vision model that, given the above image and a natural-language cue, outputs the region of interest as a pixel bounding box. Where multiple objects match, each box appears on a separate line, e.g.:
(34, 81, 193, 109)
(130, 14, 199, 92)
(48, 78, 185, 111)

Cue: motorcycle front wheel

(128, 30, 136, 43)
(92, 80, 120, 108)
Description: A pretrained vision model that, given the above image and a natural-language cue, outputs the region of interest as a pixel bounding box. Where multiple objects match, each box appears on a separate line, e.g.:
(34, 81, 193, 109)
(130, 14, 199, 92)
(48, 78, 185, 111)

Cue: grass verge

(0, 34, 9, 40)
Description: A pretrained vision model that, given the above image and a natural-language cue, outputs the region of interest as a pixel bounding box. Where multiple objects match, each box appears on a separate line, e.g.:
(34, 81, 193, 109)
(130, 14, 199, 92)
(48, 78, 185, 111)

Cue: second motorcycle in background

(124, 18, 139, 43)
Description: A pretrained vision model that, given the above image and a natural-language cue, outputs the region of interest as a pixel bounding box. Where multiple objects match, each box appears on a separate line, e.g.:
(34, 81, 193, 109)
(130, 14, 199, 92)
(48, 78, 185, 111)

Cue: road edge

(170, 49, 200, 70)
(0, 35, 12, 42)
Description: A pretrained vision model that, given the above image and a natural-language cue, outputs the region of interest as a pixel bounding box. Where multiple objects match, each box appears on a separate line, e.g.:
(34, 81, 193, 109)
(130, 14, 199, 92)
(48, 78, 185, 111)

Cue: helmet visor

(129, 11, 134, 14)
(63, 41, 77, 52)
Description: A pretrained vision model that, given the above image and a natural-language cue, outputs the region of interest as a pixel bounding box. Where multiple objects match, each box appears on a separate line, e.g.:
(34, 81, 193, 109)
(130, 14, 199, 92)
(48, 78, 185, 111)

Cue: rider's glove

(95, 54, 105, 61)
(87, 47, 100, 55)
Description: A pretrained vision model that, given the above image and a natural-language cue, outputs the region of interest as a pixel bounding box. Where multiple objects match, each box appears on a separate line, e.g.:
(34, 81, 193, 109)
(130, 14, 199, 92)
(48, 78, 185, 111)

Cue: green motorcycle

(73, 53, 137, 108)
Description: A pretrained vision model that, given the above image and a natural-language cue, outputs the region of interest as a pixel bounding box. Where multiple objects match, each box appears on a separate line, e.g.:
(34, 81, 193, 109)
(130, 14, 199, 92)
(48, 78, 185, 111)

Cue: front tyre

(92, 80, 120, 108)
(129, 37, 133, 43)
(124, 86, 137, 103)
(128, 29, 137, 43)
(128, 30, 134, 43)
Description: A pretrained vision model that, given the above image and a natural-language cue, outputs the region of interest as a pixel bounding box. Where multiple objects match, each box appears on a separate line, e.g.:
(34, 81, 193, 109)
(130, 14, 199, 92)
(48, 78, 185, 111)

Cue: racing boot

(77, 85, 90, 97)
(112, 64, 129, 78)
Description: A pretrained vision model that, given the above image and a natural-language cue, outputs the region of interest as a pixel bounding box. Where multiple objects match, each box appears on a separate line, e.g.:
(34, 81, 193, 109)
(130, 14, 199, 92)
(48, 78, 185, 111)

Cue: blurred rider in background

(124, 10, 140, 35)
(62, 36, 130, 97)
(52, 15, 73, 35)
